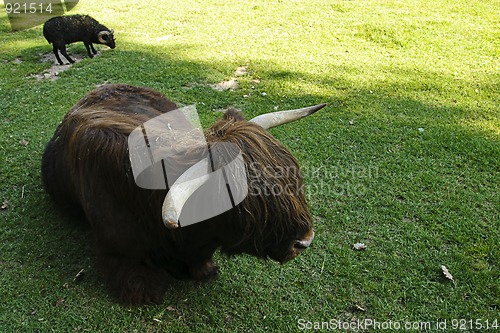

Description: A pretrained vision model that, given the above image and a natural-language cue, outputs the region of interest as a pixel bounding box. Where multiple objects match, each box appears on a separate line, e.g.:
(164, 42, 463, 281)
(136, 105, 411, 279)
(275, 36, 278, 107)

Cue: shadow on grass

(0, 10, 12, 32)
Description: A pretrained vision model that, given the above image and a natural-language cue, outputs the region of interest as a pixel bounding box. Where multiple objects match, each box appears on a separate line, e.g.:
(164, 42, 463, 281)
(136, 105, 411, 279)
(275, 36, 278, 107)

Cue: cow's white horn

(162, 157, 210, 229)
(249, 103, 326, 130)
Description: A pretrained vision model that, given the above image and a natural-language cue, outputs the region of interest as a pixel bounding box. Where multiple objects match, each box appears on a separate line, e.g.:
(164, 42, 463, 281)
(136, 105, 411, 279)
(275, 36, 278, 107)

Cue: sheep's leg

(57, 44, 75, 64)
(83, 42, 95, 58)
(90, 43, 98, 55)
(52, 45, 64, 65)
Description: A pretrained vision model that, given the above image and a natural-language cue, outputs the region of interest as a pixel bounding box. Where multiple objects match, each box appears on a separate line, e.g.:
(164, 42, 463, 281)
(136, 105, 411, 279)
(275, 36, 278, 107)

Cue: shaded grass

(1, 0, 499, 331)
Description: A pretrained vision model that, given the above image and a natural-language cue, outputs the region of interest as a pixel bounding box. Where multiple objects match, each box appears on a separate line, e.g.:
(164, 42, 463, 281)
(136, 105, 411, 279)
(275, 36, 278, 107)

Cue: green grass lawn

(1, 0, 498, 331)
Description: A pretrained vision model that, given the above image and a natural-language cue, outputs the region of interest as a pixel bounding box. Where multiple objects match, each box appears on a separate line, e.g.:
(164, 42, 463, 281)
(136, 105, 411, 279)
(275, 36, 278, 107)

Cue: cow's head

(161, 104, 326, 262)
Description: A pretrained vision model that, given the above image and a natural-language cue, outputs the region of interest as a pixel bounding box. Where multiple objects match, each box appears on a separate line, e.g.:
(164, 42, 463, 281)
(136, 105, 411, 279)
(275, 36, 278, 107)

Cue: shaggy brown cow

(41, 84, 324, 304)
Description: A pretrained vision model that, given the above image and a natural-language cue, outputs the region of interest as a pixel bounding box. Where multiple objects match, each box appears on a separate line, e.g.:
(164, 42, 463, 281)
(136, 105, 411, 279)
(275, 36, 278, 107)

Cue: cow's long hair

(205, 112, 312, 261)
(42, 84, 313, 304)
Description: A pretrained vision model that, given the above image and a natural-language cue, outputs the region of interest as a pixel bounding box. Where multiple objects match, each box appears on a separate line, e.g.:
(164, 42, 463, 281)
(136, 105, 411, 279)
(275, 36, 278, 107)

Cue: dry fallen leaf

(73, 268, 85, 282)
(166, 305, 181, 316)
(19, 139, 29, 146)
(1, 201, 8, 210)
(440, 265, 454, 281)
(353, 304, 366, 312)
(353, 243, 367, 250)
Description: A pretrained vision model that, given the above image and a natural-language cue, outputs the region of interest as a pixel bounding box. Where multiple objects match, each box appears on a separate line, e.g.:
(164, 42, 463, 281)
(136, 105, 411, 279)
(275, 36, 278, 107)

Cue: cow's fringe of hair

(205, 110, 312, 257)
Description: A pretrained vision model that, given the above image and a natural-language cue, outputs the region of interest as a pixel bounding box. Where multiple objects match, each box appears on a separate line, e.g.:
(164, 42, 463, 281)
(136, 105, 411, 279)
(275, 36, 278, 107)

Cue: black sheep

(43, 15, 115, 65)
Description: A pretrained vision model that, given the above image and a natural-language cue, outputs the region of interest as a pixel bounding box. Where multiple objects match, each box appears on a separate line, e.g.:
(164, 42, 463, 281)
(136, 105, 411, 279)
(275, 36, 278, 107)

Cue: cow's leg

(98, 253, 169, 305)
(180, 245, 219, 281)
(158, 250, 218, 280)
(88, 205, 170, 304)
(188, 259, 219, 281)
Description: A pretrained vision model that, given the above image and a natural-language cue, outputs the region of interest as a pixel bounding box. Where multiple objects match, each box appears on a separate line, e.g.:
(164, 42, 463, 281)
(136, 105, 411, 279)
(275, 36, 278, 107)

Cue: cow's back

(41, 84, 179, 217)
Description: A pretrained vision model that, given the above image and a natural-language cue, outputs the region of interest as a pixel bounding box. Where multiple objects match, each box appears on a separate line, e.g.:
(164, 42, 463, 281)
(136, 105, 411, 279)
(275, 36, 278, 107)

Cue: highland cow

(41, 84, 324, 304)
(43, 15, 115, 65)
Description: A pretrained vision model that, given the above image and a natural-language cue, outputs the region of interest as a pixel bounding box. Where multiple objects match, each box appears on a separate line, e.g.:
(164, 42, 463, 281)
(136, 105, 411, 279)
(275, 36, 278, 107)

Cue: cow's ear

(224, 108, 245, 122)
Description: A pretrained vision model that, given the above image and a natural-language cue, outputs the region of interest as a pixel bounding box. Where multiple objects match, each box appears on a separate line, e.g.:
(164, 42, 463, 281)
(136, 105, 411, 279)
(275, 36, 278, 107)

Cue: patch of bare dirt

(210, 78, 239, 91)
(31, 52, 101, 81)
(209, 65, 250, 92)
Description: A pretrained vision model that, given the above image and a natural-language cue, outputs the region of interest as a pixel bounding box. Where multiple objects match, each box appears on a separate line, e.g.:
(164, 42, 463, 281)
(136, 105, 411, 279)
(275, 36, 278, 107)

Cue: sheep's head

(97, 30, 116, 49)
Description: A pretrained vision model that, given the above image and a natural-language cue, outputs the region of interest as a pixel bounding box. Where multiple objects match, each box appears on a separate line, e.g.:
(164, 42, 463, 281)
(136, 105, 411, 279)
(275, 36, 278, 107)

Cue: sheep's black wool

(43, 15, 115, 65)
